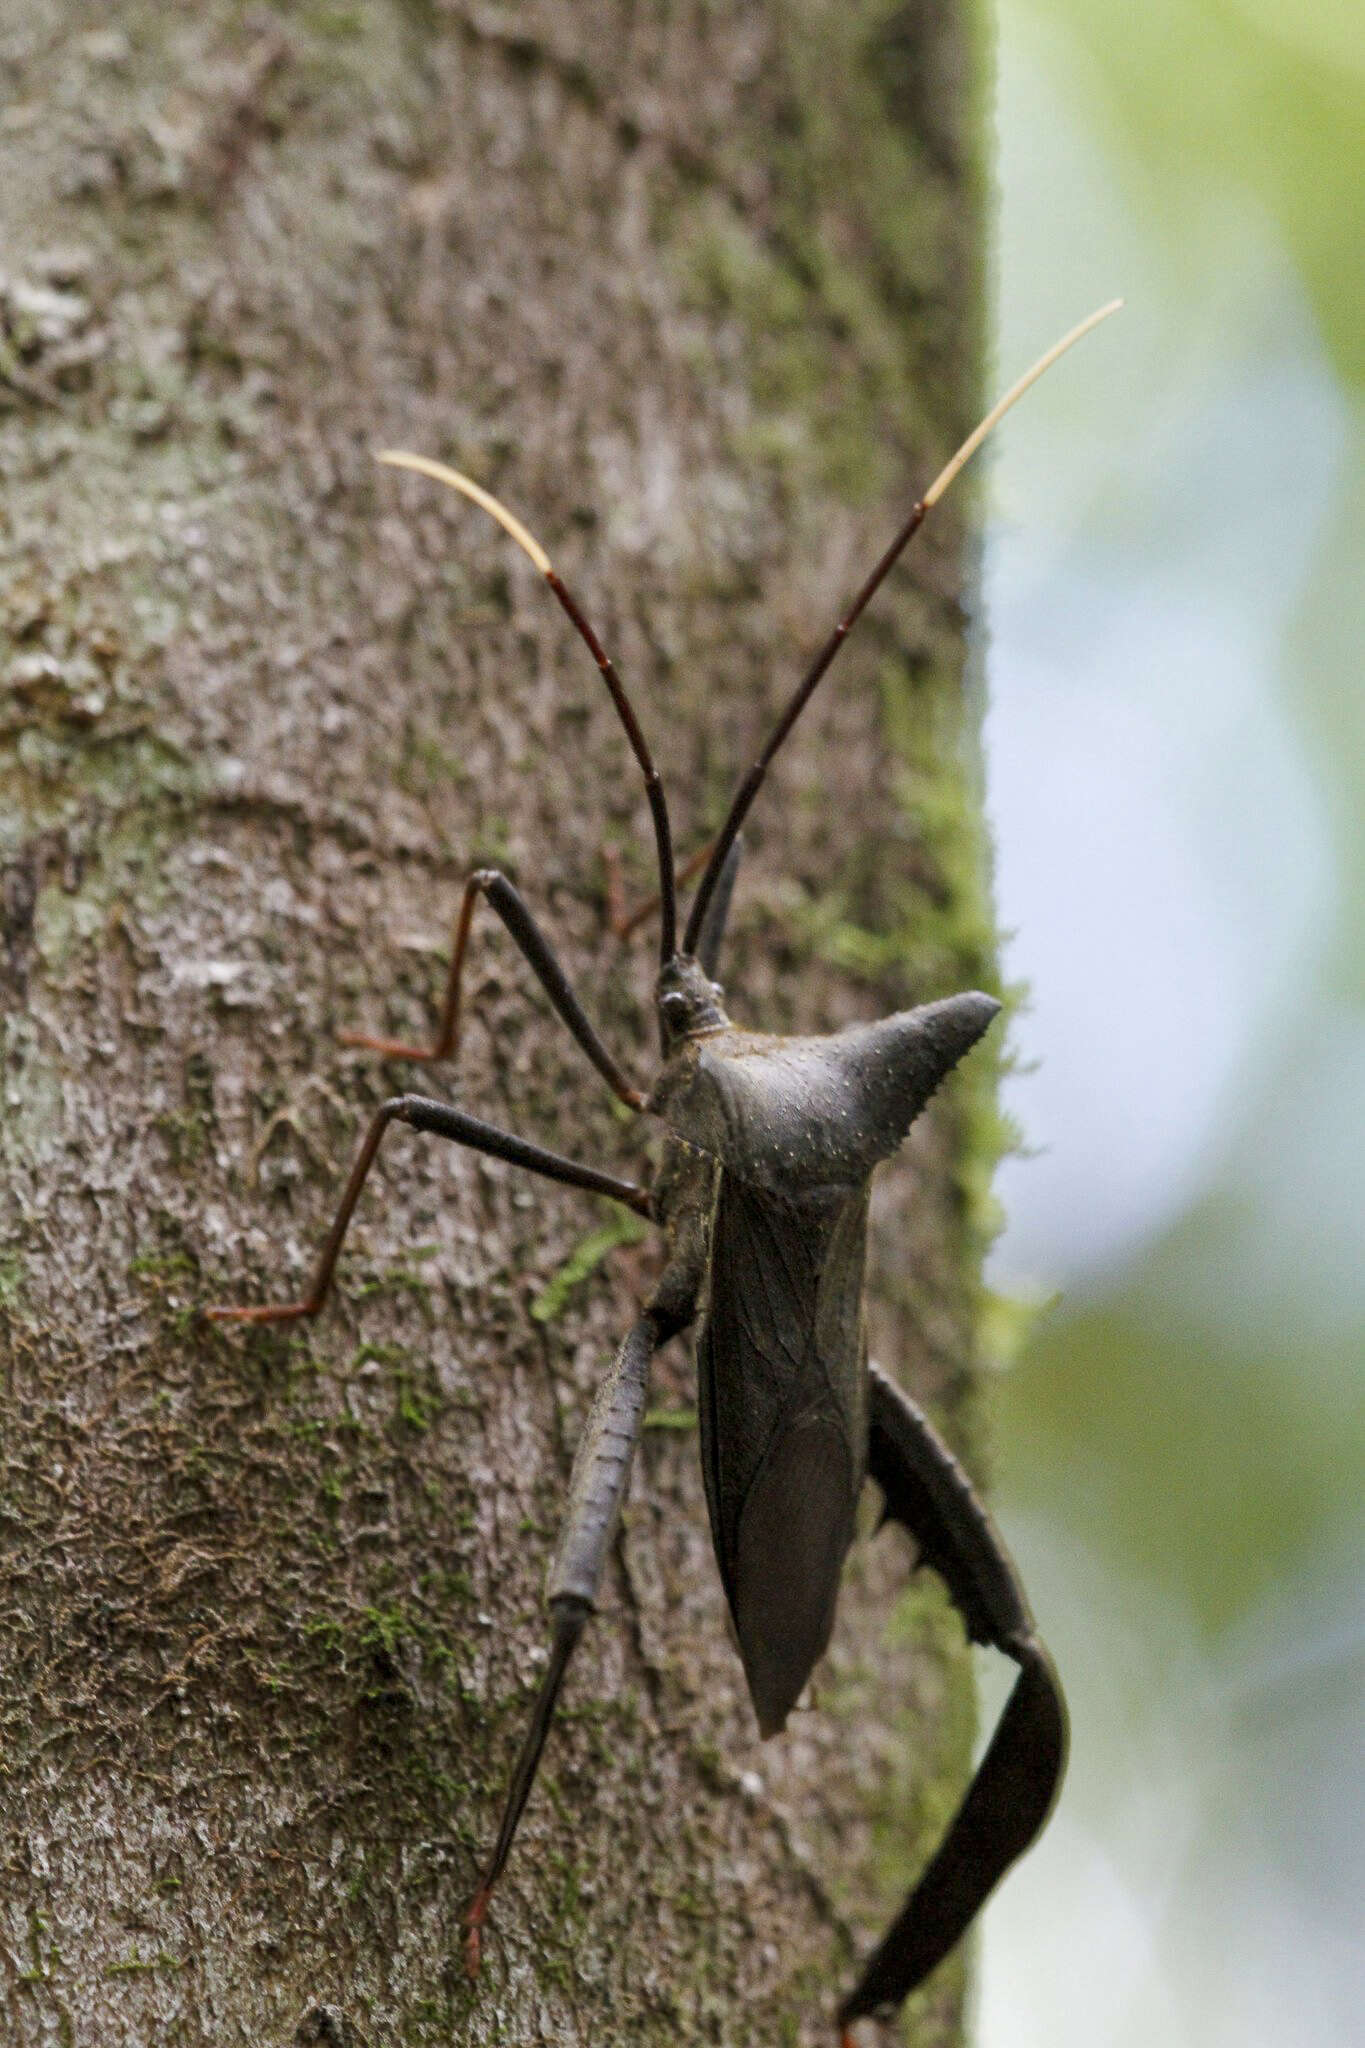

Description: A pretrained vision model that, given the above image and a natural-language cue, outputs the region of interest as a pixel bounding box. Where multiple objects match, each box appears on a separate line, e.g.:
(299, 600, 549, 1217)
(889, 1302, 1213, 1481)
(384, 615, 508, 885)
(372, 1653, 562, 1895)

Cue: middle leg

(205, 1093, 652, 1325)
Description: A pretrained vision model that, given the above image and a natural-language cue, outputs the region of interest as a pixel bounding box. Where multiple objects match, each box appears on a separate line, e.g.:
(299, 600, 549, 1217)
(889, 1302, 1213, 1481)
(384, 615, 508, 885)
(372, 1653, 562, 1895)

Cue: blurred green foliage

(1033, 0, 1364, 383)
(992, 0, 1362, 1629)
(979, 5, 1363, 2043)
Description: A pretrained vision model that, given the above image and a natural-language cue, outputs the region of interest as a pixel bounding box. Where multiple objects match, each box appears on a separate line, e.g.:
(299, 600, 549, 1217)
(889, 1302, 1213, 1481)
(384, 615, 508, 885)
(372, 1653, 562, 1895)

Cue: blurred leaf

(997, 1290, 1364, 1632)
(1011, 0, 1365, 385)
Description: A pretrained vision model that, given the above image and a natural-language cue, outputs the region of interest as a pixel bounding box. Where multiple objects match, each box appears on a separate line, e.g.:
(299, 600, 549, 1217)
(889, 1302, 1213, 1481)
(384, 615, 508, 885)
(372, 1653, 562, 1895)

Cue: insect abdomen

(698, 1175, 869, 1735)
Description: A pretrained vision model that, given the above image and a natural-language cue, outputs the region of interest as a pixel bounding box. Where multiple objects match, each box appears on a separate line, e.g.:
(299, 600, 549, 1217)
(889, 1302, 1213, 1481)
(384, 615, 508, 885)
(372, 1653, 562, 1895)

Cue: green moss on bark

(1, 4, 999, 2043)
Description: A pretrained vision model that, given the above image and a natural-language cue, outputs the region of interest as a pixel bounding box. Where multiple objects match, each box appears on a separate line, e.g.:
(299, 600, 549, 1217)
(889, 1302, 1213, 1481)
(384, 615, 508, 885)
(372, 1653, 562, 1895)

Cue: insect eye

(660, 991, 689, 1023)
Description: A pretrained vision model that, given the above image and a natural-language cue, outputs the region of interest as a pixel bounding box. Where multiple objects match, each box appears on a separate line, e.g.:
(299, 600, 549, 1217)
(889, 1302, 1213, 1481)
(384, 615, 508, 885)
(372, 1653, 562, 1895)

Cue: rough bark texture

(0, 4, 998, 2044)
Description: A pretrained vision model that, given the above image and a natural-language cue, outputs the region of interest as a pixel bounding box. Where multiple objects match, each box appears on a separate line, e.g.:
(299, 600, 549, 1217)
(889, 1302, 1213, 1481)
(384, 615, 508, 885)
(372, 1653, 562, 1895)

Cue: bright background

(976, 3, 1363, 2043)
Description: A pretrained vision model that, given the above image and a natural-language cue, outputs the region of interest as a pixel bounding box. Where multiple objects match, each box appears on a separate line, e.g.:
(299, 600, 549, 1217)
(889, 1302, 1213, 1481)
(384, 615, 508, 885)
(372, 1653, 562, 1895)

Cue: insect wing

(698, 1173, 869, 1736)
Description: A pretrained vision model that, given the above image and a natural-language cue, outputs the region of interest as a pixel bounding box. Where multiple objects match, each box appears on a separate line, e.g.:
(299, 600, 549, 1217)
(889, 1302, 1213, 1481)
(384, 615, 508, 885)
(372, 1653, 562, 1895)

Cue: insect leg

(603, 838, 714, 942)
(464, 1311, 662, 1975)
(838, 1362, 1067, 2030)
(694, 834, 742, 980)
(205, 1094, 651, 1325)
(341, 868, 646, 1110)
(606, 834, 740, 969)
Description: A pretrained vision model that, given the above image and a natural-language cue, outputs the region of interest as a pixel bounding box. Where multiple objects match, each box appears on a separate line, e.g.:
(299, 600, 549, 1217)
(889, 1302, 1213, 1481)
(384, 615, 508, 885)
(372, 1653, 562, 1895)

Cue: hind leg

(838, 1363, 1067, 2032)
(464, 1312, 663, 1973)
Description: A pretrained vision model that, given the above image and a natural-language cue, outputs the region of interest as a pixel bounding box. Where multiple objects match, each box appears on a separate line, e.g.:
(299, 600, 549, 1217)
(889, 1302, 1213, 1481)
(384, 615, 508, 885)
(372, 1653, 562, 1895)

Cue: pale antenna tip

(375, 449, 553, 576)
(922, 296, 1124, 508)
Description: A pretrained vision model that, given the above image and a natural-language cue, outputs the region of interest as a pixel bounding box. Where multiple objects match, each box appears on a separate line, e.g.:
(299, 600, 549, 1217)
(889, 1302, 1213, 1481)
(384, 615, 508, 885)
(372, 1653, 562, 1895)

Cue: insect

(208, 301, 1119, 2036)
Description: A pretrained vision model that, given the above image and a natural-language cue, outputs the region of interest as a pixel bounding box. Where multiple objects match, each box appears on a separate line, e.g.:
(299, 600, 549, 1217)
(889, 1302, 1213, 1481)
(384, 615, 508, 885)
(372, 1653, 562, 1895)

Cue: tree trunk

(1, 4, 995, 2042)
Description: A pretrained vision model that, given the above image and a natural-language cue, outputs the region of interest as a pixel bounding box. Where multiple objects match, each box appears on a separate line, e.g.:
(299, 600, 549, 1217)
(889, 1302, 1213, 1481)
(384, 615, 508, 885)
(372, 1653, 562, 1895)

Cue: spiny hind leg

(837, 1363, 1067, 2032)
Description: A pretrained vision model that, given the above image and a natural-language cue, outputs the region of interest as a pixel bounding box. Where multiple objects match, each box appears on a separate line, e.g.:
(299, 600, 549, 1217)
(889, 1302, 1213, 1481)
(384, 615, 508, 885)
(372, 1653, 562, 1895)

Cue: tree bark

(1, 4, 995, 2043)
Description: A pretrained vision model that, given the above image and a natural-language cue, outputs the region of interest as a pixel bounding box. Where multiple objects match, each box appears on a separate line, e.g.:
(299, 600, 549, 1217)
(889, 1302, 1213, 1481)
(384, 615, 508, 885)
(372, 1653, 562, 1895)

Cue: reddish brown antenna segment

(681, 298, 1123, 956)
(377, 452, 678, 962)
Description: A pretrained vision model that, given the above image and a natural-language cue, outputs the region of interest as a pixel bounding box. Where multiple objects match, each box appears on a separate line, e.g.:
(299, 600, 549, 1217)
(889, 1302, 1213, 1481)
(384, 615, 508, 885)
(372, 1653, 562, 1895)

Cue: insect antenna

(681, 298, 1123, 957)
(377, 452, 679, 962)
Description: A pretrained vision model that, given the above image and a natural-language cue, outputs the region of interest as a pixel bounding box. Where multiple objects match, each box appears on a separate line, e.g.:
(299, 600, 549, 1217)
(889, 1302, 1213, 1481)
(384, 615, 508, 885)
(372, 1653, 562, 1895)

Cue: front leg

(342, 867, 646, 1110)
(839, 1363, 1067, 2031)
(602, 834, 741, 980)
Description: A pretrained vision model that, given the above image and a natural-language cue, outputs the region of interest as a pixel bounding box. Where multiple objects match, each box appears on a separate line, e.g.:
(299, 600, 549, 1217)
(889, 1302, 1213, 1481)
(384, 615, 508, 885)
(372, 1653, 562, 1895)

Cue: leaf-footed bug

(207, 301, 1121, 2036)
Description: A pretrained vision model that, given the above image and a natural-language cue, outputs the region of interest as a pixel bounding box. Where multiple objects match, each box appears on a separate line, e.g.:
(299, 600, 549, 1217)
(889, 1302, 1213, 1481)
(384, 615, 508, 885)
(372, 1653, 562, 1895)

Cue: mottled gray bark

(1, 4, 997, 2043)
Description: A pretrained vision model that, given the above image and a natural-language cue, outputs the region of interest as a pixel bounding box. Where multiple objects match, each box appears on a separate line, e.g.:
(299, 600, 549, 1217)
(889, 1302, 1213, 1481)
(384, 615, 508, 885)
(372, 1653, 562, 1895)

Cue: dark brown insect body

(207, 306, 1118, 2035)
(652, 963, 1003, 1740)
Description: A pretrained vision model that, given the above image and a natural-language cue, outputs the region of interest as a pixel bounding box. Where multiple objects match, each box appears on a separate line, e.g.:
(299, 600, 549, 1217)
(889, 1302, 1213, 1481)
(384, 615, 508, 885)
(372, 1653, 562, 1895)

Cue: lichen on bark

(1, 4, 998, 2043)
